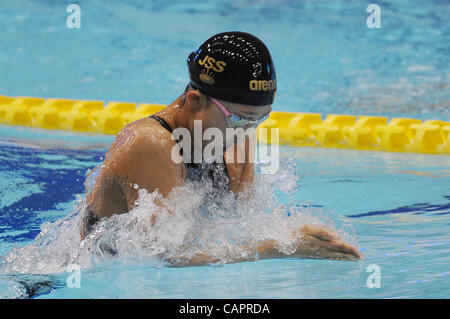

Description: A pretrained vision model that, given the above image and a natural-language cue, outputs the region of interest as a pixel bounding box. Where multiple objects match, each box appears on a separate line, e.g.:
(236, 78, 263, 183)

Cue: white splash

(0, 158, 353, 276)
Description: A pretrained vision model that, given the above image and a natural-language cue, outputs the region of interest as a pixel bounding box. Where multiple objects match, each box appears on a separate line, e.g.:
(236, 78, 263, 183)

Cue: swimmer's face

(206, 98, 272, 150)
(184, 86, 272, 148)
(210, 98, 272, 130)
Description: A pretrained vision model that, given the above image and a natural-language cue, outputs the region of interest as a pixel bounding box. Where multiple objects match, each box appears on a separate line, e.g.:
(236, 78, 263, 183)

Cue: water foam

(0, 157, 355, 276)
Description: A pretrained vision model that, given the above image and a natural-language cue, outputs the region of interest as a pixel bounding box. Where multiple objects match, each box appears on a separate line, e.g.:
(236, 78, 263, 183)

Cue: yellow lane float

(0, 95, 449, 155)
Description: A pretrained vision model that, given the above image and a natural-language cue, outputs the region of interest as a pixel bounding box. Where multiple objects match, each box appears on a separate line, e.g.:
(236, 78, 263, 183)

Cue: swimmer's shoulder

(114, 117, 178, 152)
(106, 116, 185, 182)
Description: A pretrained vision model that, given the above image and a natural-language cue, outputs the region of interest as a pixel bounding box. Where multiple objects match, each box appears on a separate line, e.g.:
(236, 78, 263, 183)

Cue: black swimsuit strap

(149, 115, 174, 133)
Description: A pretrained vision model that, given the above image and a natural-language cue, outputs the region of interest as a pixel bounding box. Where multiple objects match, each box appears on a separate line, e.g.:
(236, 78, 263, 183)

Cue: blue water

(0, 0, 449, 298)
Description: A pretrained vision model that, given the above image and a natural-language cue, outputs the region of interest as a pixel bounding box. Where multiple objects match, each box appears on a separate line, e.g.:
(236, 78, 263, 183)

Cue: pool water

(0, 0, 449, 298)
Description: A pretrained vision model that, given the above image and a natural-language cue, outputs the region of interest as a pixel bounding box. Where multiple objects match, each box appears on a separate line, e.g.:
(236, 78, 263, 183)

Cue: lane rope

(1, 95, 449, 155)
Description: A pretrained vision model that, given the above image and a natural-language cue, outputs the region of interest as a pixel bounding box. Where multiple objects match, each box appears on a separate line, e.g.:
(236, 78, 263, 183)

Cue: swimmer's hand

(167, 225, 363, 267)
(292, 225, 363, 261)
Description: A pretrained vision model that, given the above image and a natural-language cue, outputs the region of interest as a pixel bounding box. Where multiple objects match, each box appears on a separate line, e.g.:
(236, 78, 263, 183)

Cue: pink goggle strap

(209, 97, 231, 117)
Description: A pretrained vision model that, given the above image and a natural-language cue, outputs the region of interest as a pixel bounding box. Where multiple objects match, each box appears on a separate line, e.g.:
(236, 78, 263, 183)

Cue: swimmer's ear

(184, 89, 209, 110)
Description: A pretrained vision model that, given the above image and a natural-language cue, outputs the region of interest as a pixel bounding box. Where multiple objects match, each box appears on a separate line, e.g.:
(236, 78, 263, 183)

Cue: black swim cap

(187, 31, 276, 106)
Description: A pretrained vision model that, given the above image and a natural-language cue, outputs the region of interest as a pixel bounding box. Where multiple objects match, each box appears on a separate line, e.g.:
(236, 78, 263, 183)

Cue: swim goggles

(208, 97, 270, 128)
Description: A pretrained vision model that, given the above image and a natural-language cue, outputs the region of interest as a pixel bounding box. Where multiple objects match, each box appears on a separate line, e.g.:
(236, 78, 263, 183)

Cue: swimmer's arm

(83, 124, 142, 222)
(107, 122, 185, 212)
(256, 225, 363, 261)
(168, 225, 363, 267)
(85, 122, 184, 218)
(224, 136, 255, 199)
(81, 165, 129, 239)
